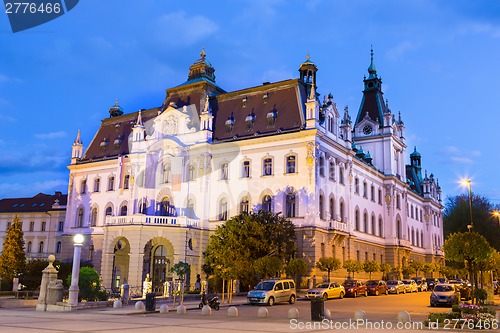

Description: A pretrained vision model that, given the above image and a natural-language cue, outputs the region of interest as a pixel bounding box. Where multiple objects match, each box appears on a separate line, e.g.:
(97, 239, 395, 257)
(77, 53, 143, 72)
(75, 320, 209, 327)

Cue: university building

(63, 49, 444, 291)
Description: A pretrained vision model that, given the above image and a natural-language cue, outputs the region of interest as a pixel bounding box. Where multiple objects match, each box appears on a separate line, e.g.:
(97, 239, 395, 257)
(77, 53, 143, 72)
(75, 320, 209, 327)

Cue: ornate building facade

(64, 50, 444, 291)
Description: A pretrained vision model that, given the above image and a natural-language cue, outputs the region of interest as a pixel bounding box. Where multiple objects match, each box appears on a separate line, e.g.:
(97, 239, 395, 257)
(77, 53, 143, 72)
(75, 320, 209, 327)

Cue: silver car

(247, 279, 296, 306)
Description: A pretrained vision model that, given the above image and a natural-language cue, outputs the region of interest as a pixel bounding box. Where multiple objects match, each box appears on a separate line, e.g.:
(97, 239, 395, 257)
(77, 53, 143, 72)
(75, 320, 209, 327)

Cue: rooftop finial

(136, 110, 143, 126)
(368, 46, 377, 77)
(306, 53, 310, 61)
(200, 47, 206, 59)
(74, 129, 82, 145)
(115, 98, 119, 106)
(308, 77, 316, 101)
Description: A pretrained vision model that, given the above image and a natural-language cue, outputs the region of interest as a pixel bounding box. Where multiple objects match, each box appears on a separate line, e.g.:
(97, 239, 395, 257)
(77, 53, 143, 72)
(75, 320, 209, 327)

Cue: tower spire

(74, 129, 82, 145)
(368, 45, 377, 78)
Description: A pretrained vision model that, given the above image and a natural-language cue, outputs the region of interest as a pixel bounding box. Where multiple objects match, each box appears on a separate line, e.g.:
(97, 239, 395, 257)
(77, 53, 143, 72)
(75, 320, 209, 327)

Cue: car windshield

(254, 281, 275, 291)
(402, 281, 411, 284)
(316, 283, 330, 288)
(434, 285, 453, 292)
(366, 281, 378, 286)
(344, 281, 356, 287)
(387, 281, 398, 285)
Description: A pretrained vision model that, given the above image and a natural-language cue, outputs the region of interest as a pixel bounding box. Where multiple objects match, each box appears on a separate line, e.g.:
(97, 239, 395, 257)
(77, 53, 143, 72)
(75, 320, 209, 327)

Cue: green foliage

(67, 266, 105, 302)
(402, 266, 415, 278)
(473, 288, 488, 304)
(409, 260, 425, 276)
(363, 260, 380, 279)
(316, 257, 341, 281)
(285, 258, 308, 278)
(342, 259, 363, 279)
(253, 256, 282, 279)
(170, 261, 190, 280)
(443, 194, 500, 252)
(379, 262, 391, 280)
(443, 232, 494, 265)
(421, 262, 436, 276)
(0, 216, 26, 282)
(203, 210, 296, 289)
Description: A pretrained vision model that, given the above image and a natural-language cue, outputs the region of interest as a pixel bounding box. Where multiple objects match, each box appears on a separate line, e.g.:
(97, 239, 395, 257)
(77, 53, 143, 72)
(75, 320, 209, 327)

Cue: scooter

(199, 294, 220, 311)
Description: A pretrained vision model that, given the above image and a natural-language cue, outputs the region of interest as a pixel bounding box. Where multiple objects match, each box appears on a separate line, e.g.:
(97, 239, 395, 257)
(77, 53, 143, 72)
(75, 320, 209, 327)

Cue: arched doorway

(111, 238, 130, 292)
(143, 239, 174, 293)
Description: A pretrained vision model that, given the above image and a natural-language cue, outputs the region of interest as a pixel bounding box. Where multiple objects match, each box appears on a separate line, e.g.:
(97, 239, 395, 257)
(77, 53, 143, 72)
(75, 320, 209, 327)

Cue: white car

(402, 279, 418, 293)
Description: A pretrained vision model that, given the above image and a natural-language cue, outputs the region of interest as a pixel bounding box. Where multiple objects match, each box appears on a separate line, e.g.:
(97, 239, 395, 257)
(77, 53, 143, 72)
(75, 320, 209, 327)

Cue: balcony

(106, 215, 200, 228)
(328, 220, 348, 233)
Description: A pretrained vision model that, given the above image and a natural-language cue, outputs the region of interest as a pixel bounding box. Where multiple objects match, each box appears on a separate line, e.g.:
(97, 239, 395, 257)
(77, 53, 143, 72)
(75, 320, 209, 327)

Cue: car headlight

(430, 293, 439, 300)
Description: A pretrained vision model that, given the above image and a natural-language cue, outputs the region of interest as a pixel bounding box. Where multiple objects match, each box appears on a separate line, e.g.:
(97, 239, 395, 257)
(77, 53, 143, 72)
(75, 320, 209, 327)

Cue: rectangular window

(58, 221, 64, 232)
(263, 158, 273, 176)
(189, 165, 196, 181)
(80, 179, 86, 194)
(286, 156, 296, 174)
(123, 175, 130, 189)
(94, 178, 100, 192)
(29, 221, 35, 232)
(355, 178, 359, 194)
(242, 161, 250, 178)
(339, 167, 344, 184)
(163, 164, 171, 183)
(329, 162, 335, 180)
(7, 222, 11, 230)
(108, 176, 115, 191)
(41, 221, 46, 232)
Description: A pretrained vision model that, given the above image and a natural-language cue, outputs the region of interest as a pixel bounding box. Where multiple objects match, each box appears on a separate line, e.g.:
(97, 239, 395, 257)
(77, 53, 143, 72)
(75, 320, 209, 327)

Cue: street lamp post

(461, 179, 473, 231)
(68, 234, 84, 306)
(493, 210, 500, 227)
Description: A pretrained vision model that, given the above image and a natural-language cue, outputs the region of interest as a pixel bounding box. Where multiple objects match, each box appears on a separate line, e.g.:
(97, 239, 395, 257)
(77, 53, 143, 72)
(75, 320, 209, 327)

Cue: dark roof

(212, 79, 306, 142)
(0, 192, 67, 213)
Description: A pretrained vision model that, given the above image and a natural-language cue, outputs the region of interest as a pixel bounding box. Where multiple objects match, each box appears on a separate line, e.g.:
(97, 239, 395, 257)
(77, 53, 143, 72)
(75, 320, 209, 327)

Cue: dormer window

(113, 137, 122, 150)
(100, 138, 108, 150)
(242, 97, 248, 107)
(245, 114, 255, 130)
(263, 93, 268, 104)
(225, 117, 234, 133)
(267, 109, 277, 127)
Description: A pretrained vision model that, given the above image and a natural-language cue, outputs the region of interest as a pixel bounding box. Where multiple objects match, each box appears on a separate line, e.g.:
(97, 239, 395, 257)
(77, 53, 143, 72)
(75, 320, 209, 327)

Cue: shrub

(473, 288, 488, 304)
(67, 266, 105, 302)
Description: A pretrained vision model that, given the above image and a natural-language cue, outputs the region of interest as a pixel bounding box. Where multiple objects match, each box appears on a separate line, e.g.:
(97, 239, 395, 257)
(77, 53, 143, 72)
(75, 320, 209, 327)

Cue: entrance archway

(142, 238, 174, 293)
(111, 237, 130, 292)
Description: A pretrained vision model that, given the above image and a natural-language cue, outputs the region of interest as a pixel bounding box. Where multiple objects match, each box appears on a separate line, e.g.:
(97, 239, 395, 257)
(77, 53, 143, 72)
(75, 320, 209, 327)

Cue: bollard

(135, 301, 145, 311)
(228, 306, 238, 317)
(201, 304, 212, 316)
(324, 308, 331, 320)
(159, 304, 169, 314)
(398, 310, 411, 323)
(288, 307, 299, 319)
(354, 310, 367, 321)
(177, 304, 186, 315)
(113, 300, 122, 308)
(257, 307, 268, 318)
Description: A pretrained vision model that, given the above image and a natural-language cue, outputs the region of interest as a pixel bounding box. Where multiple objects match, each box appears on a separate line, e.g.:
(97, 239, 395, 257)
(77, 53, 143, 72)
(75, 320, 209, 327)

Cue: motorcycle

(199, 294, 220, 311)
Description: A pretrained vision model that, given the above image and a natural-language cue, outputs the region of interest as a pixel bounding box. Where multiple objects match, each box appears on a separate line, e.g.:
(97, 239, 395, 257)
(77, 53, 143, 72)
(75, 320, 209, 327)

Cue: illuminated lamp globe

(73, 234, 84, 245)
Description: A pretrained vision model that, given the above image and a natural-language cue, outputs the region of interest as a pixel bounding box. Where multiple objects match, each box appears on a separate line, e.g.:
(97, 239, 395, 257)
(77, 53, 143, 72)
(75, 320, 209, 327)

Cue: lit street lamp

(68, 234, 84, 306)
(461, 179, 473, 231)
(493, 210, 500, 227)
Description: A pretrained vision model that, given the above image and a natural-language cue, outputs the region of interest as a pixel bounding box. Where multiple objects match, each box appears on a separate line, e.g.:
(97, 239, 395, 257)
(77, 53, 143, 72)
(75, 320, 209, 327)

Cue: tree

(443, 232, 494, 304)
(203, 210, 296, 290)
(410, 260, 425, 277)
(316, 257, 341, 282)
(67, 266, 106, 301)
(343, 259, 363, 279)
(402, 266, 415, 278)
(285, 258, 308, 287)
(170, 261, 190, 280)
(444, 194, 500, 252)
(380, 262, 391, 280)
(363, 260, 380, 280)
(254, 256, 282, 279)
(0, 216, 26, 285)
(421, 262, 436, 277)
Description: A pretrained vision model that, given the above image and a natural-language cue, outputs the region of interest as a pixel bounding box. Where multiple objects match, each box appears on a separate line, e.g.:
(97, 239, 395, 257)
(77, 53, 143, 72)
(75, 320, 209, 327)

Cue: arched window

(355, 209, 360, 230)
(56, 241, 62, 254)
(108, 176, 115, 191)
(378, 188, 382, 204)
(420, 231, 424, 247)
(286, 155, 296, 174)
(355, 178, 359, 194)
(80, 179, 87, 194)
(76, 207, 84, 227)
(38, 241, 44, 253)
(90, 207, 98, 226)
(219, 198, 228, 220)
(363, 182, 367, 197)
(120, 204, 128, 216)
(371, 215, 376, 235)
(329, 197, 335, 220)
(262, 195, 272, 212)
(163, 163, 171, 183)
(363, 212, 368, 232)
(105, 206, 113, 216)
(339, 201, 345, 222)
(138, 199, 147, 214)
(27, 241, 32, 253)
(220, 163, 229, 180)
(339, 167, 344, 184)
(93, 178, 100, 192)
(186, 199, 195, 218)
(411, 228, 415, 245)
(240, 196, 249, 214)
(329, 161, 335, 180)
(285, 193, 296, 218)
(319, 194, 324, 219)
(396, 220, 401, 238)
(319, 156, 325, 177)
(378, 217, 383, 237)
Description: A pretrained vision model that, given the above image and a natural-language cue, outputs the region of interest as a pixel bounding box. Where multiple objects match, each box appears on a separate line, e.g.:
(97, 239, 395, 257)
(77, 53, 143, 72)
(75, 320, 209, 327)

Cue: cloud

(386, 41, 418, 60)
(0, 111, 16, 122)
(0, 150, 67, 175)
(152, 12, 218, 46)
(34, 131, 67, 139)
(438, 146, 481, 165)
(0, 179, 67, 198)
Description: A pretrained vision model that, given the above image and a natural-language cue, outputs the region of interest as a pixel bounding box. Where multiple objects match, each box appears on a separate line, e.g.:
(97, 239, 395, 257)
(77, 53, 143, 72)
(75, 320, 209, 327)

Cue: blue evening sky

(0, 0, 499, 204)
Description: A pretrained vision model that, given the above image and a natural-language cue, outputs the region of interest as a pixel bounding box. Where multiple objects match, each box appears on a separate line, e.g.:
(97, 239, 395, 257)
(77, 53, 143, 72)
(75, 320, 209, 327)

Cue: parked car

(426, 278, 438, 291)
(430, 283, 460, 307)
(247, 279, 296, 306)
(437, 277, 448, 284)
(386, 280, 406, 294)
(402, 279, 418, 293)
(366, 280, 388, 296)
(412, 278, 428, 292)
(343, 280, 367, 297)
(306, 281, 345, 300)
